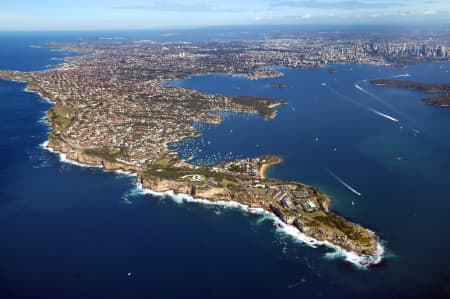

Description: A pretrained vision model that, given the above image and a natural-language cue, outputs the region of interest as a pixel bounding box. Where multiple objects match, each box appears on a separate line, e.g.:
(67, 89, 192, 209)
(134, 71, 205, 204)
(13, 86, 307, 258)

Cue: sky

(0, 0, 449, 30)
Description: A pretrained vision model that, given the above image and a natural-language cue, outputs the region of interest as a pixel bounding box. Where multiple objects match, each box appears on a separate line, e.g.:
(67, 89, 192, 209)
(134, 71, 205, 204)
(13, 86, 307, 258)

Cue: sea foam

(40, 136, 385, 268)
(132, 182, 384, 269)
(24, 87, 54, 105)
(33, 91, 384, 268)
(34, 91, 384, 268)
(40, 140, 102, 169)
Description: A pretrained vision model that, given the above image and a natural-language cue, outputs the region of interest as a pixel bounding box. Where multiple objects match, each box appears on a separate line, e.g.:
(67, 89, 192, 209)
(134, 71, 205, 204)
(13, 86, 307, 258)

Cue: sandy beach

(259, 156, 282, 179)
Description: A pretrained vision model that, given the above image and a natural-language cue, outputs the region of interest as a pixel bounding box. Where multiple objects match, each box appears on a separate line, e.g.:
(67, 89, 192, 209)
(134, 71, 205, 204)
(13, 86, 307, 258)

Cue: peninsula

(0, 38, 386, 265)
(370, 79, 450, 107)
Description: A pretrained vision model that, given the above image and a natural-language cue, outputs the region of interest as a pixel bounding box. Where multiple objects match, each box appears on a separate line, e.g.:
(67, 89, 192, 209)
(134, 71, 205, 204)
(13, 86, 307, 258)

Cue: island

(0, 38, 383, 266)
(370, 79, 450, 107)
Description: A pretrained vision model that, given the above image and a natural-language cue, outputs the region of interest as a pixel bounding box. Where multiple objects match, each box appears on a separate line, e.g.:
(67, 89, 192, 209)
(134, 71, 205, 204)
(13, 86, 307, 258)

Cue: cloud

(270, 0, 403, 10)
(422, 9, 438, 15)
(367, 10, 409, 18)
(365, 9, 448, 18)
(275, 14, 315, 21)
(113, 1, 238, 12)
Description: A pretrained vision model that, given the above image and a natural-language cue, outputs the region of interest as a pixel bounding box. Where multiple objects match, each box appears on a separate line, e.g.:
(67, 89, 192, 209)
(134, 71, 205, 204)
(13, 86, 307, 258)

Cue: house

(299, 198, 318, 212)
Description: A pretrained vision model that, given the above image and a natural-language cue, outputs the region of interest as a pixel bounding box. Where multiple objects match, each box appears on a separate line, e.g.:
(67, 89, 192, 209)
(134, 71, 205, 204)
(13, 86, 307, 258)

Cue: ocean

(0, 31, 449, 299)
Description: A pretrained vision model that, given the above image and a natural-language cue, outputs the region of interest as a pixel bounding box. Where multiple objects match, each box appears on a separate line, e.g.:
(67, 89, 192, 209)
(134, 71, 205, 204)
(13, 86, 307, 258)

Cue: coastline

(134, 183, 385, 268)
(0, 48, 385, 267)
(259, 156, 283, 180)
(369, 78, 450, 107)
(39, 137, 384, 268)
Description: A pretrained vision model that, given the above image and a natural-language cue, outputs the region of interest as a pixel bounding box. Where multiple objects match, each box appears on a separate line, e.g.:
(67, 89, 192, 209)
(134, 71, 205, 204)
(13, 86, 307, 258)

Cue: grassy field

(48, 107, 79, 131)
(84, 147, 125, 162)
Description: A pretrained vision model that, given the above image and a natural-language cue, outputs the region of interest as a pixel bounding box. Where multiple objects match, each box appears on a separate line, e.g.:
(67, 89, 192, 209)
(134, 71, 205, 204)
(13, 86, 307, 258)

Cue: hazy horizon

(1, 0, 449, 31)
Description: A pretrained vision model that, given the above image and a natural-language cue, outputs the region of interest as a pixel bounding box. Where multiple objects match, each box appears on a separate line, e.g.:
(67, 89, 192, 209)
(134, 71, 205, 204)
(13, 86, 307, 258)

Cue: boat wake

(391, 73, 411, 78)
(367, 108, 399, 122)
(35, 98, 382, 267)
(38, 136, 384, 268)
(354, 83, 366, 93)
(326, 169, 362, 196)
(326, 85, 400, 123)
(354, 81, 399, 113)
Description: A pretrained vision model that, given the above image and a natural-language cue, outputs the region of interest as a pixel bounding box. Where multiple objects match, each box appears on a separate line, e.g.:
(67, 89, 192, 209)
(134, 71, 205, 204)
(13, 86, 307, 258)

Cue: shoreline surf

(38, 138, 384, 268)
(133, 182, 385, 268)
(17, 64, 387, 268)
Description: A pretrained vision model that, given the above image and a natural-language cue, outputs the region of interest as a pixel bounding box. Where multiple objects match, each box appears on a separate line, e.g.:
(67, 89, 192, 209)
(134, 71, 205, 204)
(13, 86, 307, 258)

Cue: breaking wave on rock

(37, 135, 384, 268)
(36, 112, 384, 268)
(40, 141, 102, 168)
(132, 182, 385, 269)
(27, 68, 387, 268)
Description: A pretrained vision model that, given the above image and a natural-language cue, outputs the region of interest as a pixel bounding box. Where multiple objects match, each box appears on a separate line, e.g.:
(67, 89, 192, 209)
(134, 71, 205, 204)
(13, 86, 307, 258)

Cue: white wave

(134, 182, 384, 268)
(126, 184, 147, 198)
(36, 114, 383, 268)
(39, 141, 138, 179)
(327, 169, 362, 196)
(40, 140, 102, 168)
(23, 88, 54, 105)
(324, 242, 385, 269)
(37, 112, 53, 134)
(39, 140, 49, 149)
(121, 195, 133, 205)
(273, 211, 384, 269)
(30, 155, 51, 169)
(37, 114, 51, 132)
(368, 108, 399, 122)
(328, 85, 399, 123)
(114, 169, 137, 177)
(255, 212, 274, 225)
(37, 112, 49, 124)
(59, 152, 102, 168)
(355, 81, 399, 113)
(38, 136, 385, 268)
(354, 83, 365, 93)
(391, 73, 410, 78)
(29, 87, 135, 171)
(355, 83, 376, 100)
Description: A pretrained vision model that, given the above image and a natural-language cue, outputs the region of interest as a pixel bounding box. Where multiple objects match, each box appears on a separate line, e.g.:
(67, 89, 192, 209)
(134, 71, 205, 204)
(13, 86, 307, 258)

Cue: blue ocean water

(0, 32, 449, 299)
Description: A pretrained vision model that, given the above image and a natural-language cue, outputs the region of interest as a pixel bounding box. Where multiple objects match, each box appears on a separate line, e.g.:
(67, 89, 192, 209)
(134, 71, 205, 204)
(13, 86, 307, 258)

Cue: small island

(370, 79, 450, 107)
(0, 38, 383, 266)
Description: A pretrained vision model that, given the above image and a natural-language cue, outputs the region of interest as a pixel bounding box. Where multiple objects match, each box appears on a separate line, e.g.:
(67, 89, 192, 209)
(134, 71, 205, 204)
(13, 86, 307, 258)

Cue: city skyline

(1, 0, 449, 30)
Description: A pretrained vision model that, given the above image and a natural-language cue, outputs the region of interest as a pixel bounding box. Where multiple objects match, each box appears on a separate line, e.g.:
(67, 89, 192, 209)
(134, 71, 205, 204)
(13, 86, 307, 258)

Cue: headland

(370, 79, 450, 107)
(0, 37, 400, 266)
